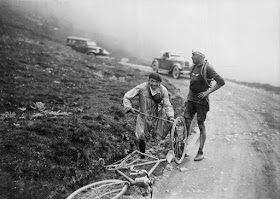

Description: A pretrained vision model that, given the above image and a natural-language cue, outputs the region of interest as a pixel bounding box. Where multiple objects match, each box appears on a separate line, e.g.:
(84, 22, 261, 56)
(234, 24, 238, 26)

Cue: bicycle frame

(66, 151, 166, 199)
(115, 158, 165, 186)
(66, 115, 188, 199)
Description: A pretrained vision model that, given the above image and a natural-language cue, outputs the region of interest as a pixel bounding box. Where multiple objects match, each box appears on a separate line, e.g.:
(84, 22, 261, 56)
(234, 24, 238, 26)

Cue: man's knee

(198, 121, 206, 131)
(136, 133, 146, 141)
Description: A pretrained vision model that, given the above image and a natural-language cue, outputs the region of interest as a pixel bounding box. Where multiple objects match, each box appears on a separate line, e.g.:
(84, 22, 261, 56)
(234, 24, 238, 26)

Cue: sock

(139, 140, 146, 153)
(139, 140, 146, 158)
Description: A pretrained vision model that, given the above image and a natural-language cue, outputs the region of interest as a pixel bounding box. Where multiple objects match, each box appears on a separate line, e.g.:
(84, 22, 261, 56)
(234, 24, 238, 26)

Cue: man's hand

(198, 90, 210, 98)
(126, 107, 138, 114)
(168, 117, 175, 123)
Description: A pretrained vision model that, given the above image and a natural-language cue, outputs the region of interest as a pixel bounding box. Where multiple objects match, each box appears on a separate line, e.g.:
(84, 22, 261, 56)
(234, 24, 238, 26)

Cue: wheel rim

(172, 66, 180, 79)
(66, 179, 128, 199)
(170, 117, 186, 164)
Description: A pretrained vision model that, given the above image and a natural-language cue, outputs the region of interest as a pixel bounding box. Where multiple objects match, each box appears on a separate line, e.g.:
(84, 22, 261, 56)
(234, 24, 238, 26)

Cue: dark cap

(149, 72, 162, 82)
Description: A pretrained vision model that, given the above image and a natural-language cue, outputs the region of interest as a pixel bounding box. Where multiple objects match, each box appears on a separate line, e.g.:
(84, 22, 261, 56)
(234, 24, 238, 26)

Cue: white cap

(192, 49, 205, 57)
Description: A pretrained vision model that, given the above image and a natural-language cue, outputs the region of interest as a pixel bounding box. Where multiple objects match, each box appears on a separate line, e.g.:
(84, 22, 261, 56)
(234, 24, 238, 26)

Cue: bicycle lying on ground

(66, 115, 187, 199)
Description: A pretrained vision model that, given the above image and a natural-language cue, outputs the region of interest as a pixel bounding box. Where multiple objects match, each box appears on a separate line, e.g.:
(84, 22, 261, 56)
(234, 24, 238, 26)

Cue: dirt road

(121, 63, 280, 199)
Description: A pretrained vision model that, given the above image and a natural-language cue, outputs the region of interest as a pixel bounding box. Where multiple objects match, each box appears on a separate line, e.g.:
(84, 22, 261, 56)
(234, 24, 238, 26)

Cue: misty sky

(12, 0, 280, 86)
(67, 0, 280, 86)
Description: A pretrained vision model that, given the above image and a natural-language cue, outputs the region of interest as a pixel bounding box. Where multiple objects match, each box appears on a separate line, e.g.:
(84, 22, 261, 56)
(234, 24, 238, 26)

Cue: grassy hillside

(0, 2, 184, 199)
(0, 0, 151, 65)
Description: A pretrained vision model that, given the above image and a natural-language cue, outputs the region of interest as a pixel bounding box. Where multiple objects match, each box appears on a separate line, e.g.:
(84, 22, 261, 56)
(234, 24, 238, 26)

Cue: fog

(9, 0, 280, 86)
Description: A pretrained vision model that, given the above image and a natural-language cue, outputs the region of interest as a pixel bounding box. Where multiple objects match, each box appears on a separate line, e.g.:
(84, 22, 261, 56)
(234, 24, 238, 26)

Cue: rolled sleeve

(214, 75, 225, 86)
(123, 83, 143, 112)
(161, 86, 174, 118)
(206, 65, 225, 87)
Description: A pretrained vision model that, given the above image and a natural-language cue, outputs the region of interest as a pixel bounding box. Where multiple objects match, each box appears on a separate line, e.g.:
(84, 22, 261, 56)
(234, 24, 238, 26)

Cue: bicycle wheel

(67, 179, 128, 199)
(170, 117, 186, 164)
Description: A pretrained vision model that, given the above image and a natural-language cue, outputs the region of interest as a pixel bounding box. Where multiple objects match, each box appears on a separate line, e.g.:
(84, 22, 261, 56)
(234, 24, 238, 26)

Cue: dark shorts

(184, 100, 209, 122)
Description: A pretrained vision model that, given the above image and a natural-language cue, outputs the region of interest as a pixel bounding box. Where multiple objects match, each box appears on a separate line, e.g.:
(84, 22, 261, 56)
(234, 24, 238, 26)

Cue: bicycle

(133, 111, 187, 164)
(66, 115, 187, 199)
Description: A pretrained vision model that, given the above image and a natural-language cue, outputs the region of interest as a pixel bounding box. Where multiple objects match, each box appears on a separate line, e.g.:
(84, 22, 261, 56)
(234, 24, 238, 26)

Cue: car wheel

(88, 52, 96, 57)
(172, 66, 180, 79)
(151, 61, 159, 72)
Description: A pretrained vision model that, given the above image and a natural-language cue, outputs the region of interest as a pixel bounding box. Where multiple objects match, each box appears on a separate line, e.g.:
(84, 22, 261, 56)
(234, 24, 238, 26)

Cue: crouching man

(123, 72, 175, 157)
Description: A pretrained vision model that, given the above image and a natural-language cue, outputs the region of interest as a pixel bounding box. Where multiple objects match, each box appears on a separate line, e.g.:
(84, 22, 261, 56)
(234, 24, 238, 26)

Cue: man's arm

(198, 74, 225, 98)
(199, 63, 225, 98)
(161, 86, 175, 120)
(123, 84, 143, 113)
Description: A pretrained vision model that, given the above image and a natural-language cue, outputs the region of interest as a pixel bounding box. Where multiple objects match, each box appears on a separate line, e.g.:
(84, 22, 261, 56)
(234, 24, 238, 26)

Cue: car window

(76, 40, 82, 46)
(162, 53, 169, 59)
(170, 53, 186, 59)
(69, 40, 76, 45)
(81, 41, 87, 46)
(170, 54, 181, 58)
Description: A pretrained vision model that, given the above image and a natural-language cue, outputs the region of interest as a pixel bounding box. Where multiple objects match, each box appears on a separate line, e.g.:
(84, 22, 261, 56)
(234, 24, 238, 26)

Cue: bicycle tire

(66, 179, 129, 199)
(170, 117, 186, 164)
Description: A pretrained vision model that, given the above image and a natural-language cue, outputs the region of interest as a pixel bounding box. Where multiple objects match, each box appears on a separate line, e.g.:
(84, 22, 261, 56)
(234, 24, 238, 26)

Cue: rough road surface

(121, 63, 280, 199)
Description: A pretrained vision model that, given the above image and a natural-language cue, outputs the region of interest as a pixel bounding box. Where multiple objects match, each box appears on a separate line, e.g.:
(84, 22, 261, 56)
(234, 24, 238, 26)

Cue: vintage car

(66, 36, 110, 57)
(151, 51, 191, 79)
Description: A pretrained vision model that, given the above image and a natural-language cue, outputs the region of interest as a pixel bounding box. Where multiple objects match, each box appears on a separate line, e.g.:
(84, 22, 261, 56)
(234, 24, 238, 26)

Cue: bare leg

(197, 121, 206, 152)
(184, 117, 192, 139)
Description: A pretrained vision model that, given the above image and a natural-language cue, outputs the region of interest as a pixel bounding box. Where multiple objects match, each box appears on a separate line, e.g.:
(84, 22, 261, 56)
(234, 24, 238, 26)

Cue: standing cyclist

(185, 50, 225, 161)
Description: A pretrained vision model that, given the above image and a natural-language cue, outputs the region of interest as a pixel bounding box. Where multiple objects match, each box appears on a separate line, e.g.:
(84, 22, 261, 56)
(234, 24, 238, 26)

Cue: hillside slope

(0, 2, 184, 199)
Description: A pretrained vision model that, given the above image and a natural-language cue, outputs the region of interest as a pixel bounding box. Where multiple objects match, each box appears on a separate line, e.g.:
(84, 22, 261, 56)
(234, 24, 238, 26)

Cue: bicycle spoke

(174, 141, 184, 158)
(171, 117, 186, 164)
(96, 188, 124, 199)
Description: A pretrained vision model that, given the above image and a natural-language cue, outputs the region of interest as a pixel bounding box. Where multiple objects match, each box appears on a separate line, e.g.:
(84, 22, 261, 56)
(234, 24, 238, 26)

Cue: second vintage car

(66, 36, 110, 57)
(151, 51, 191, 79)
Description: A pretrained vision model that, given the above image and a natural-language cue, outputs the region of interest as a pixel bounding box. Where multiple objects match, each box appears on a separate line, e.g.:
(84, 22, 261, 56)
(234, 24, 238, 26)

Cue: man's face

(149, 78, 160, 90)
(191, 53, 204, 64)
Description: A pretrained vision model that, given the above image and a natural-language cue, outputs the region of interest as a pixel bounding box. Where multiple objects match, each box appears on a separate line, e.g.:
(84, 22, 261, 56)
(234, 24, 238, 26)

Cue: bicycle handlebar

(129, 166, 148, 176)
(132, 109, 173, 123)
